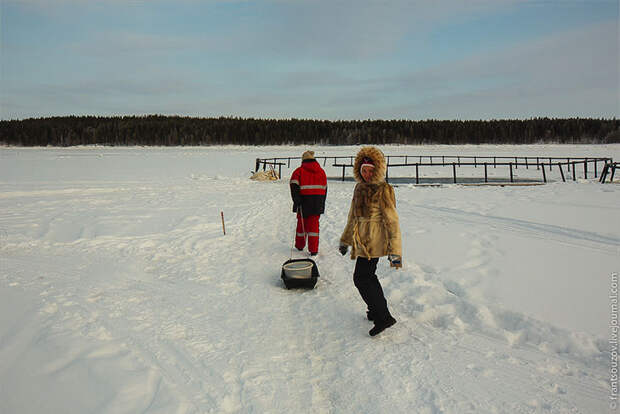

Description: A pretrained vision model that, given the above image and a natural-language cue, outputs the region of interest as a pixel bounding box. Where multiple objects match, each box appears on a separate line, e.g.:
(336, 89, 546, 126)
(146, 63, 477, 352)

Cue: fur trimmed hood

(353, 146, 386, 184)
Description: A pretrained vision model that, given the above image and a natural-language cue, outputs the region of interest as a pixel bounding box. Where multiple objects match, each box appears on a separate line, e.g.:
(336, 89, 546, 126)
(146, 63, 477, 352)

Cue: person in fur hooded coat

(339, 146, 402, 336)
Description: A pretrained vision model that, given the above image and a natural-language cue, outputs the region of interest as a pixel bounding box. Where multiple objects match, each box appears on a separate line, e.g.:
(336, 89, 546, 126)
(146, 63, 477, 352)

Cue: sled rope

(290, 205, 307, 259)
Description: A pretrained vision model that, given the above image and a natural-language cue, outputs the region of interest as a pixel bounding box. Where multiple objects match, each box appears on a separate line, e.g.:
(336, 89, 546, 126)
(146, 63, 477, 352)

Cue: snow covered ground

(1, 144, 619, 413)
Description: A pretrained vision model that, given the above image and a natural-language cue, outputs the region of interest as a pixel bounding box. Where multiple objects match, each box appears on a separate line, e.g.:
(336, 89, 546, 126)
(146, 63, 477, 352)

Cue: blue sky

(1, 0, 618, 120)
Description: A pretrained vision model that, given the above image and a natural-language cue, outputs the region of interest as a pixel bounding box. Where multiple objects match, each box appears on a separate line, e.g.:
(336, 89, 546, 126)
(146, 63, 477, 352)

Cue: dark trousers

(353, 257, 391, 322)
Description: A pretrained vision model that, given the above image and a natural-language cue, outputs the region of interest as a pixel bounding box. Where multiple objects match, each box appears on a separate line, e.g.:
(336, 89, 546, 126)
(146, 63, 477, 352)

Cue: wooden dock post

(594, 159, 598, 178)
(600, 163, 608, 182)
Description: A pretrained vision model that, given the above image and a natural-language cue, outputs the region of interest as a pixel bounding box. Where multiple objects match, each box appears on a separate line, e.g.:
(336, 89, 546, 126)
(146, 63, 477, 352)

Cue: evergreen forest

(1, 116, 618, 146)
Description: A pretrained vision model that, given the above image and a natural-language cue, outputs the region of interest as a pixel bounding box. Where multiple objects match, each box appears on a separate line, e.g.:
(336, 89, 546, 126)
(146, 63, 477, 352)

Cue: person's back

(289, 151, 327, 255)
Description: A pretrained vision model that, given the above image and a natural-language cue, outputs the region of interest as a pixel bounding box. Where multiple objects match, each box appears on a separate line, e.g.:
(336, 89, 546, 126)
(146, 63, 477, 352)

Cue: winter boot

(369, 316, 396, 337)
(366, 310, 375, 321)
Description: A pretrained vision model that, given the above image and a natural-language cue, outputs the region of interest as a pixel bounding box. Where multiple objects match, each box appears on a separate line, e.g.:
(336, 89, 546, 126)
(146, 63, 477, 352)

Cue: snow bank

(1, 144, 618, 413)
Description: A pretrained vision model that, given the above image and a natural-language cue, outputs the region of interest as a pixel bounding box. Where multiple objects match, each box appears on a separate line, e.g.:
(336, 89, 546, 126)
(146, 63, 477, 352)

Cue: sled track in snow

(411, 203, 620, 253)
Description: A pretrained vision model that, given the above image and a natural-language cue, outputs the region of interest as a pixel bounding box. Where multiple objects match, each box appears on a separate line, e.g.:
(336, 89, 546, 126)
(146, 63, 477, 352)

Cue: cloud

(394, 23, 620, 118)
(3, 0, 523, 62)
(66, 30, 226, 64)
(236, 0, 522, 61)
(1, 73, 210, 119)
(70, 32, 190, 56)
(233, 18, 617, 120)
(349, 19, 619, 119)
(3, 0, 617, 119)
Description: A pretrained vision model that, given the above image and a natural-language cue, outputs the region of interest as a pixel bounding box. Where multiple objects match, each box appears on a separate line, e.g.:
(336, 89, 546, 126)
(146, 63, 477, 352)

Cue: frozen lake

(1, 144, 619, 413)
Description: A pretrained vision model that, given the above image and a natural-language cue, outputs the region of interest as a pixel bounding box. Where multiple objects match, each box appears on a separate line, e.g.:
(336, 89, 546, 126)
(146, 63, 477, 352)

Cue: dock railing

(255, 155, 614, 184)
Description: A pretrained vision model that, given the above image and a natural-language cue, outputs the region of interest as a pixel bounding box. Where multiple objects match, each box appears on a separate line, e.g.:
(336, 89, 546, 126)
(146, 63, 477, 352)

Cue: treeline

(1, 115, 618, 146)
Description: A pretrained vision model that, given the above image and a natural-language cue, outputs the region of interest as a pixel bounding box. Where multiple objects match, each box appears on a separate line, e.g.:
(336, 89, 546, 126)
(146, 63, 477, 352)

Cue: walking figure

(339, 146, 402, 336)
(289, 150, 327, 256)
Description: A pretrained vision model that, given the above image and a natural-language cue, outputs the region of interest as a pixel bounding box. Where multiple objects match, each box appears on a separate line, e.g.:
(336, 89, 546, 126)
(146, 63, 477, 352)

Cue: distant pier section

(255, 154, 615, 185)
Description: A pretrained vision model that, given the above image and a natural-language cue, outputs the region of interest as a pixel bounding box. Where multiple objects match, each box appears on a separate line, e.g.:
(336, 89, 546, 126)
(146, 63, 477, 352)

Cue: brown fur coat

(340, 146, 402, 259)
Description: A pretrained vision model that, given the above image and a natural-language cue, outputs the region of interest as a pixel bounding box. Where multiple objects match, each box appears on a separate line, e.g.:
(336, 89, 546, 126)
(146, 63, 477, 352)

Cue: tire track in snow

(410, 203, 620, 253)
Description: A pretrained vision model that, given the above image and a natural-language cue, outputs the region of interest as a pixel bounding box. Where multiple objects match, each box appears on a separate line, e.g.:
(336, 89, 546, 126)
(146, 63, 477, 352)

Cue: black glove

(339, 244, 348, 256)
(293, 203, 299, 213)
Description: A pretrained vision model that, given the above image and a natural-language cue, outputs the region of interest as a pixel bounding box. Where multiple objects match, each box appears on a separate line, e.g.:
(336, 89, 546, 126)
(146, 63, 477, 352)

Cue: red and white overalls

(289, 159, 327, 254)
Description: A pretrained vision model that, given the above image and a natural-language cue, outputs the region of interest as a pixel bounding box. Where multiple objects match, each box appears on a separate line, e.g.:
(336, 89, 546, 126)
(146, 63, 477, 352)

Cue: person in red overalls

(289, 150, 327, 256)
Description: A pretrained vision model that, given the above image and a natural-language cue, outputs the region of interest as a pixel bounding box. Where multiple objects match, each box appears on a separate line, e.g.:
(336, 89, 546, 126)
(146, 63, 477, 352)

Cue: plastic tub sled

(281, 258, 319, 289)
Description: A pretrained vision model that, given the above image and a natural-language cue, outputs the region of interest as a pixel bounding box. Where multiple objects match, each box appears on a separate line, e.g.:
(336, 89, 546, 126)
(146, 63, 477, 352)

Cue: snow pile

(1, 145, 619, 413)
(250, 169, 280, 181)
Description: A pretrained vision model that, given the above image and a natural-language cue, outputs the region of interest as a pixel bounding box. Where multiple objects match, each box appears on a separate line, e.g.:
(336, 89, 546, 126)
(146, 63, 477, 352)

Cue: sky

(1, 0, 618, 121)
